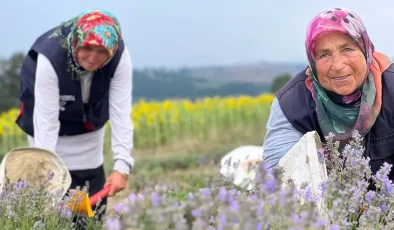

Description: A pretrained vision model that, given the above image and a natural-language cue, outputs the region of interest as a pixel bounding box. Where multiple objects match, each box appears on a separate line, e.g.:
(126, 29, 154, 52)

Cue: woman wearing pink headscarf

(263, 8, 394, 182)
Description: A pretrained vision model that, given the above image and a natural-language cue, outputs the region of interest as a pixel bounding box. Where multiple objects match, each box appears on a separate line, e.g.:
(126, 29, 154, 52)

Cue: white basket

(0, 147, 71, 201)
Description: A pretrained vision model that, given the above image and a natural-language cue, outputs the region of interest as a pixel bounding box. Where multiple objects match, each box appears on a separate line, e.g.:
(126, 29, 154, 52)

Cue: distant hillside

(132, 68, 270, 101)
(178, 61, 307, 84)
(133, 61, 306, 101)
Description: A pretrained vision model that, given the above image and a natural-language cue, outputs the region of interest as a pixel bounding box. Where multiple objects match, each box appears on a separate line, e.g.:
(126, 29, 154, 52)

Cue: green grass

(103, 121, 267, 208)
(0, 113, 269, 213)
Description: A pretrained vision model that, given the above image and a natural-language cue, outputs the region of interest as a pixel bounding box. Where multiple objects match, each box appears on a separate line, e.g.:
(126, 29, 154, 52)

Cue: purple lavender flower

(257, 203, 263, 216)
(292, 213, 300, 223)
(374, 162, 394, 194)
(128, 193, 136, 203)
(279, 189, 286, 205)
(303, 186, 318, 202)
(105, 218, 121, 230)
(292, 211, 308, 225)
(384, 180, 394, 194)
(380, 203, 389, 215)
(319, 181, 328, 196)
(59, 207, 72, 219)
(13, 181, 27, 191)
(151, 192, 160, 206)
(263, 179, 276, 194)
(260, 162, 269, 172)
(255, 222, 262, 230)
(217, 212, 227, 230)
(229, 188, 237, 197)
(311, 218, 328, 227)
(365, 190, 375, 205)
(219, 187, 227, 202)
(114, 203, 122, 212)
(137, 193, 144, 202)
(248, 194, 258, 202)
(199, 188, 211, 198)
(114, 202, 130, 213)
(317, 149, 326, 163)
(327, 224, 340, 230)
(230, 200, 239, 212)
(357, 180, 367, 191)
(191, 208, 202, 217)
(377, 163, 390, 178)
(351, 187, 364, 205)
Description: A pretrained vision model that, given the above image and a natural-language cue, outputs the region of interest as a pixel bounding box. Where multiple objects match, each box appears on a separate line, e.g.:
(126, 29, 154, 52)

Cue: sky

(1, 1, 394, 68)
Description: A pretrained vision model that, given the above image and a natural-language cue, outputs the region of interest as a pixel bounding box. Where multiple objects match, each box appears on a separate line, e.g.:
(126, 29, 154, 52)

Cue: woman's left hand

(104, 171, 128, 197)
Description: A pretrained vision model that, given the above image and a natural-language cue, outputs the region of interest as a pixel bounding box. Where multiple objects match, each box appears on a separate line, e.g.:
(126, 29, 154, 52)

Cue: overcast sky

(1, 1, 394, 68)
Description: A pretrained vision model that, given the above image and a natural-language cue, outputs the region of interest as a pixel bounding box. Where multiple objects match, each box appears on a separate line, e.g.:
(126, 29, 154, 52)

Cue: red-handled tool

(90, 185, 111, 207)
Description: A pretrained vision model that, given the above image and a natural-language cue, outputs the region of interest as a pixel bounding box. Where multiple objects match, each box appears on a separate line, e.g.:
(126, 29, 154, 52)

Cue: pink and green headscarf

(51, 9, 122, 79)
(304, 8, 392, 142)
(306, 8, 375, 79)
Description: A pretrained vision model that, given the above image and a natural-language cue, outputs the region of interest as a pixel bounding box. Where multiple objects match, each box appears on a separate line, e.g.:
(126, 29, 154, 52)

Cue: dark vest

(276, 64, 394, 181)
(16, 25, 125, 136)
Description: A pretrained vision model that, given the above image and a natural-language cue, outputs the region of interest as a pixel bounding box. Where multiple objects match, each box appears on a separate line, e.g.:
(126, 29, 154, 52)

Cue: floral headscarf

(304, 8, 392, 142)
(51, 9, 122, 79)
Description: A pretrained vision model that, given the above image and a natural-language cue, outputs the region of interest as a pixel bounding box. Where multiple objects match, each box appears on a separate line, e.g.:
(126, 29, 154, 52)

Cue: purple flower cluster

(0, 172, 104, 229)
(103, 130, 394, 230)
(2, 129, 393, 229)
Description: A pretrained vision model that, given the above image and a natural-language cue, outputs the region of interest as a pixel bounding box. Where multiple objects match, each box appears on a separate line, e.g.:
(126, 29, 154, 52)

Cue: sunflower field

(0, 93, 274, 155)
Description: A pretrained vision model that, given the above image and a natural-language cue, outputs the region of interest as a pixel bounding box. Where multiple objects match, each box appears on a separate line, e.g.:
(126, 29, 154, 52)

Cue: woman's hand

(104, 171, 129, 197)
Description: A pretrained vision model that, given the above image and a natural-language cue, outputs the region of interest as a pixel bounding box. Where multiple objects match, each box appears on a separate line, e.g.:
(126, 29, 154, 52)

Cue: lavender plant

(319, 131, 394, 229)
(0, 176, 104, 230)
(0, 180, 73, 229)
(105, 130, 394, 230)
(2, 130, 394, 229)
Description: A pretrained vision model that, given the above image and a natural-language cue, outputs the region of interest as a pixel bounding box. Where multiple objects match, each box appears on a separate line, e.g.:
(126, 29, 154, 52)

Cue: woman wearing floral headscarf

(262, 8, 394, 181)
(16, 9, 134, 216)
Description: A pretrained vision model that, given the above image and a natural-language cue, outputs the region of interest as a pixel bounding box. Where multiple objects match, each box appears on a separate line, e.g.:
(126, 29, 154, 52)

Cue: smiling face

(76, 45, 109, 71)
(314, 32, 367, 96)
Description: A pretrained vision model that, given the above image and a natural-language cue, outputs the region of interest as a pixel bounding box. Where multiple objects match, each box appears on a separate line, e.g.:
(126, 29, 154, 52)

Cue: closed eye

(82, 47, 94, 52)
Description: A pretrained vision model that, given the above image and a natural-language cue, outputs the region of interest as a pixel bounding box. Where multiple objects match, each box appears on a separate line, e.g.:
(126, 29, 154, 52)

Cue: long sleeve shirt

(262, 97, 303, 168)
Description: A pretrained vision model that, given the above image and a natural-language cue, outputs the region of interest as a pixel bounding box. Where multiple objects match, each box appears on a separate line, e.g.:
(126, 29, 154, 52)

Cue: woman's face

(314, 32, 367, 96)
(76, 45, 109, 71)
